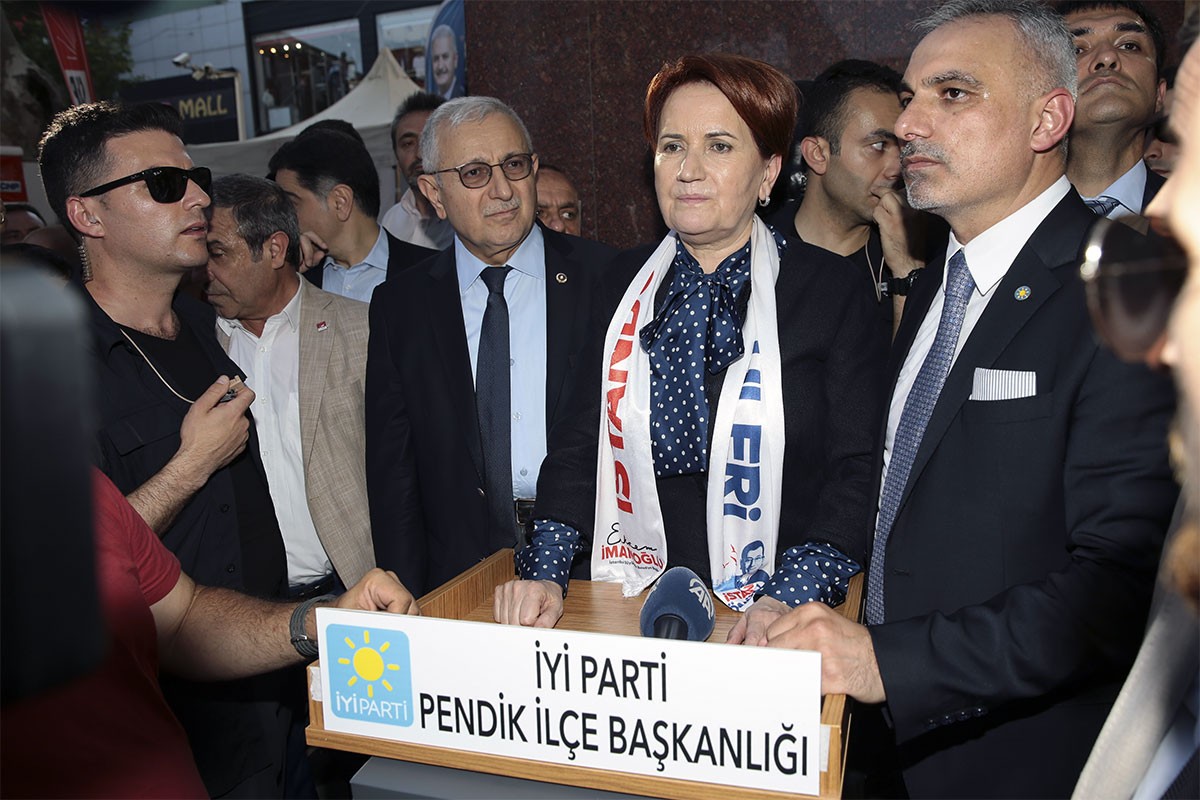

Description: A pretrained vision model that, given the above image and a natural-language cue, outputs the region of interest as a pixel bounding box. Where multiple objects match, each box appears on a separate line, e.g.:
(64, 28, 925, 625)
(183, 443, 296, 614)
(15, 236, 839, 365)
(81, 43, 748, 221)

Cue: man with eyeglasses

(37, 101, 298, 798)
(366, 96, 614, 596)
(1058, 1, 1169, 217)
(758, 3, 1177, 797)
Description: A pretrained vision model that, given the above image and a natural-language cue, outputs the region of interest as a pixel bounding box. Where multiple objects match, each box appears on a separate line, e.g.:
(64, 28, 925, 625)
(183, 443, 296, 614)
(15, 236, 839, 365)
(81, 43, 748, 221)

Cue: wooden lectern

(307, 550, 860, 799)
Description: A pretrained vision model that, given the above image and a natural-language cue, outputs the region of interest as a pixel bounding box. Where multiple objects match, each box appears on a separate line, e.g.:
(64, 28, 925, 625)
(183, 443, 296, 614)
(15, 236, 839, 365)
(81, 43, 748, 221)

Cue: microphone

(638, 567, 716, 641)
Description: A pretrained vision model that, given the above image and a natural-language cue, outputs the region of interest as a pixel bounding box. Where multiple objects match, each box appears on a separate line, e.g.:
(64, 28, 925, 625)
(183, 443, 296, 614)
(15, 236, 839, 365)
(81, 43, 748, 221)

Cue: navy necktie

(866, 250, 976, 625)
(476, 266, 515, 550)
(1084, 195, 1121, 216)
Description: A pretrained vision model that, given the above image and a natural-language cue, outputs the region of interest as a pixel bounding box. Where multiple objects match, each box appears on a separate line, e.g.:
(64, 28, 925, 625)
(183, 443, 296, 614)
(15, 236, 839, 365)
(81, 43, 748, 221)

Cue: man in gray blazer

(205, 174, 376, 593)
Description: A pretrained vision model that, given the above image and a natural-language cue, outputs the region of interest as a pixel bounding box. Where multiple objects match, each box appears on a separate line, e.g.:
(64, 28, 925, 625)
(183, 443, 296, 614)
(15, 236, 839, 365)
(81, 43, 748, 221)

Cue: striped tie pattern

(1084, 195, 1121, 216)
(866, 250, 976, 625)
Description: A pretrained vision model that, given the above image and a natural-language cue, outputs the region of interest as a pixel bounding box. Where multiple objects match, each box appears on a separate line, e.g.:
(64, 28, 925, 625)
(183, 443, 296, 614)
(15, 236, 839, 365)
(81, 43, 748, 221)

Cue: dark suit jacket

(866, 190, 1178, 798)
(532, 238, 887, 580)
(367, 228, 614, 595)
(303, 230, 434, 289)
(1143, 165, 1166, 210)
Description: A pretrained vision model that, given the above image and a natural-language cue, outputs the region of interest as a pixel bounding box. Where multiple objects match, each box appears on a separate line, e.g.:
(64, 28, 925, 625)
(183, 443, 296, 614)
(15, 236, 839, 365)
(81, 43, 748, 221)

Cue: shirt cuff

(514, 518, 581, 595)
(757, 542, 861, 608)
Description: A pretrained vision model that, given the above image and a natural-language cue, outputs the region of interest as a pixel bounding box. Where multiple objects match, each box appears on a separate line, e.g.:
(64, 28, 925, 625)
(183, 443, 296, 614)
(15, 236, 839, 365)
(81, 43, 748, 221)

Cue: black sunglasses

(80, 166, 213, 204)
(1080, 214, 1187, 364)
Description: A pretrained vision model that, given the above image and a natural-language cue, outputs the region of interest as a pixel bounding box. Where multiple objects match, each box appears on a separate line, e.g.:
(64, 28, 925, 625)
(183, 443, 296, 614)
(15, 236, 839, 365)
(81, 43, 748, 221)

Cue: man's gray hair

(419, 96, 534, 178)
(915, 0, 1078, 100)
(206, 174, 302, 268)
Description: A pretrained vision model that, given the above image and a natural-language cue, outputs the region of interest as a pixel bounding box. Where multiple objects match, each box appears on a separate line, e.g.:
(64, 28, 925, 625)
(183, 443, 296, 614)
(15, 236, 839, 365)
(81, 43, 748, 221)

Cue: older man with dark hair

(367, 96, 613, 596)
(205, 174, 377, 594)
(762, 2, 1177, 797)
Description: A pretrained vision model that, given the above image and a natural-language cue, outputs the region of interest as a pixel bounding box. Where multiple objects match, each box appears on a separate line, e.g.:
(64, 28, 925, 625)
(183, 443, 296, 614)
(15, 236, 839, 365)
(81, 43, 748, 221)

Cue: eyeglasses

(1080, 214, 1187, 364)
(430, 154, 534, 189)
(80, 166, 212, 204)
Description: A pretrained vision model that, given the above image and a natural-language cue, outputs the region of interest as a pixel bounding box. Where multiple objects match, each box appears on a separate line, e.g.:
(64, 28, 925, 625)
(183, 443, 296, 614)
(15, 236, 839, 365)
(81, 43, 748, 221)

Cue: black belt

(512, 498, 537, 549)
(288, 572, 338, 600)
(515, 498, 536, 528)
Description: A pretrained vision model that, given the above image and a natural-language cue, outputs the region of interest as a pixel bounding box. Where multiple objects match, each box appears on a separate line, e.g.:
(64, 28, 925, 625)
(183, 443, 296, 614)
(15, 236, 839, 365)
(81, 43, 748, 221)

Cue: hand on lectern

(765, 601, 885, 703)
(337, 568, 420, 616)
(493, 579, 564, 628)
(726, 596, 788, 645)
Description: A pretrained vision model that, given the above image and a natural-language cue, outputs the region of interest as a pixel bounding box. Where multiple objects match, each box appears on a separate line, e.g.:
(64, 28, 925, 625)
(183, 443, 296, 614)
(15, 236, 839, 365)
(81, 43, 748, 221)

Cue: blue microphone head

(638, 567, 716, 641)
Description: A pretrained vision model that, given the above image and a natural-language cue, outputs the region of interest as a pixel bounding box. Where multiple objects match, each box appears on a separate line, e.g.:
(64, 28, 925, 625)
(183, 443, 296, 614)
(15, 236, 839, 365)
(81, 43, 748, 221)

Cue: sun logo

(327, 624, 413, 725)
(338, 629, 403, 699)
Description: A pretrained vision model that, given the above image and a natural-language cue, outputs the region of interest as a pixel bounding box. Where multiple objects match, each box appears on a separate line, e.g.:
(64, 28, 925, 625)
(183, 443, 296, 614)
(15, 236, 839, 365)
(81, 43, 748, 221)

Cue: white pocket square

(970, 368, 1037, 401)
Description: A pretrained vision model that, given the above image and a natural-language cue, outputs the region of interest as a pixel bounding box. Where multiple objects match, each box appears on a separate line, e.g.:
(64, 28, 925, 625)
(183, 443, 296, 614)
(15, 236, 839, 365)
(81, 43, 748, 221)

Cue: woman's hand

(725, 595, 789, 645)
(493, 579, 565, 628)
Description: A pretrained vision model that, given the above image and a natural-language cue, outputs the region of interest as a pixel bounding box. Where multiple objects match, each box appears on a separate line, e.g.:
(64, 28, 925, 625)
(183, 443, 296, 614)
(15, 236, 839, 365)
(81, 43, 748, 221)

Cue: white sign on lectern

(317, 609, 822, 795)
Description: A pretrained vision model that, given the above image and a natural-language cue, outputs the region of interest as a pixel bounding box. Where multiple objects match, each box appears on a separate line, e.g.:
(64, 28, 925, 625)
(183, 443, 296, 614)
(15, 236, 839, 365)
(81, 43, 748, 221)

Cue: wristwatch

(880, 267, 925, 298)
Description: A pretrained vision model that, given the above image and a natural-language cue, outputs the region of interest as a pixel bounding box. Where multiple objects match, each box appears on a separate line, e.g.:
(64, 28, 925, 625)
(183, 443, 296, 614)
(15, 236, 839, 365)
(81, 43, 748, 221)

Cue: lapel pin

(316, 320, 328, 331)
(555, 272, 568, 284)
(1013, 285, 1031, 302)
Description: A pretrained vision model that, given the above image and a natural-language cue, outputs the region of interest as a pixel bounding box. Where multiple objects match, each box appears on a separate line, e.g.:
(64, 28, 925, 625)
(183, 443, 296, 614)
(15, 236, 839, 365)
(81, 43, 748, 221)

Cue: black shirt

(86, 288, 286, 598)
(120, 323, 284, 596)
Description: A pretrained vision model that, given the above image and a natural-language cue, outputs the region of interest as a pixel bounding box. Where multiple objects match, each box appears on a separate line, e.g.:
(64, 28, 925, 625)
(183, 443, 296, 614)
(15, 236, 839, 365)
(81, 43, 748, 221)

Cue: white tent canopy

(189, 48, 419, 208)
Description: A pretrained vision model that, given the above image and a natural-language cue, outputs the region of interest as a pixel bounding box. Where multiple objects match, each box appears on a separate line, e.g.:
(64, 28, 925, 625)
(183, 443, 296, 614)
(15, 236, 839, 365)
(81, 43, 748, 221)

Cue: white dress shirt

(218, 284, 332, 586)
(881, 176, 1072, 493)
(380, 188, 454, 250)
(321, 227, 389, 303)
(1080, 159, 1149, 218)
(454, 226, 549, 500)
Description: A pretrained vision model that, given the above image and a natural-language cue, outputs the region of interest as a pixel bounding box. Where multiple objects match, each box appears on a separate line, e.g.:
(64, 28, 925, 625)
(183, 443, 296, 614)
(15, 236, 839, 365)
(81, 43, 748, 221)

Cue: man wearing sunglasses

(366, 96, 614, 597)
(759, 3, 1177, 797)
(38, 101, 297, 798)
(1059, 1, 1169, 217)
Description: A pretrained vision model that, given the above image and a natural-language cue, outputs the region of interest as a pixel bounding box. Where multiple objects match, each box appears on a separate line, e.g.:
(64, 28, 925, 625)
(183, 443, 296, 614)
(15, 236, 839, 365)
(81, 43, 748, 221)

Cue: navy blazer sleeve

(365, 279, 429, 593)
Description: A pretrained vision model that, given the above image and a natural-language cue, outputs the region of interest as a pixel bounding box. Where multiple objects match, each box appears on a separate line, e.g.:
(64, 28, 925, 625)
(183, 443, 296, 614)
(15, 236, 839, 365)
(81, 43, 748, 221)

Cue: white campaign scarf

(591, 216, 785, 610)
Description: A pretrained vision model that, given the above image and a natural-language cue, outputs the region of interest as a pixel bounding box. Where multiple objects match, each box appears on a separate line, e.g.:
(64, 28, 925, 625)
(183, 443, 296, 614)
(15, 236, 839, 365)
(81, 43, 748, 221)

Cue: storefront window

(376, 6, 438, 89)
(253, 19, 362, 132)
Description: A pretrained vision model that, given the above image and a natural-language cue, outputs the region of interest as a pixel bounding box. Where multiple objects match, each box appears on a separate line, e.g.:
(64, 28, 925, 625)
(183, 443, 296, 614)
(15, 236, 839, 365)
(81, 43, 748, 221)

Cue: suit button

(477, 488, 485, 497)
(226, 563, 236, 573)
(974, 707, 986, 717)
(220, 503, 230, 512)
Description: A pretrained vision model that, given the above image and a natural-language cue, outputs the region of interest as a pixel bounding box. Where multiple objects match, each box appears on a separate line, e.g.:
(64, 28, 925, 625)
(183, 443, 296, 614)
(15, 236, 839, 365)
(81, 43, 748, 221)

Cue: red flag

(40, 3, 96, 105)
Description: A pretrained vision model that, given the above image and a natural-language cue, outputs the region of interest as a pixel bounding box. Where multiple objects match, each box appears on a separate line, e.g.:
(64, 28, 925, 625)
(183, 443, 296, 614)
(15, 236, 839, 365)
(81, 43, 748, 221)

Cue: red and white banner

(40, 3, 95, 105)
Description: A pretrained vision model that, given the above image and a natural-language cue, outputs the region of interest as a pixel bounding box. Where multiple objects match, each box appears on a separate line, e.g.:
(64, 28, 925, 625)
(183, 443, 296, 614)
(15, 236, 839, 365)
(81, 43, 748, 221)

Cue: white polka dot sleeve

(514, 518, 582, 596)
(759, 543, 861, 608)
